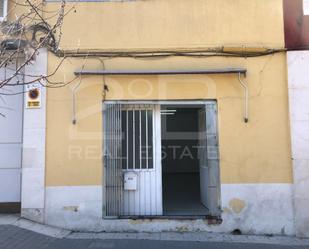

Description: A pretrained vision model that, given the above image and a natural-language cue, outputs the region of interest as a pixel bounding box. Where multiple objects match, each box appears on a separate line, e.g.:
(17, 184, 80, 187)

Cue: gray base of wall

(294, 198, 309, 238)
(41, 184, 295, 235)
(21, 208, 44, 223)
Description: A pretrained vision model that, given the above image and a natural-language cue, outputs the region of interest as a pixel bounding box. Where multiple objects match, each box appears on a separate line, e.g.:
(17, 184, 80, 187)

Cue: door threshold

(120, 215, 206, 220)
(117, 215, 222, 223)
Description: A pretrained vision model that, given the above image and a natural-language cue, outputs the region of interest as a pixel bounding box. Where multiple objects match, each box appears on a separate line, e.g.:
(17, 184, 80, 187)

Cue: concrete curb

(67, 231, 309, 246)
(1, 214, 309, 246)
(0, 214, 71, 238)
(14, 219, 72, 238)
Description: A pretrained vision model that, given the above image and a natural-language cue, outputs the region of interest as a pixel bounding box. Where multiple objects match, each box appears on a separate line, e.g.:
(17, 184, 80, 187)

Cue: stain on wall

(229, 198, 246, 214)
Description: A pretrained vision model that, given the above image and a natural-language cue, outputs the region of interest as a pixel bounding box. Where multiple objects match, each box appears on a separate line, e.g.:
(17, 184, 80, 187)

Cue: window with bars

(121, 108, 154, 170)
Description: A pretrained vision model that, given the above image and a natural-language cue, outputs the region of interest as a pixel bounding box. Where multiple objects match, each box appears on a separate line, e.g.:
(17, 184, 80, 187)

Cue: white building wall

(21, 49, 47, 222)
(287, 51, 309, 238)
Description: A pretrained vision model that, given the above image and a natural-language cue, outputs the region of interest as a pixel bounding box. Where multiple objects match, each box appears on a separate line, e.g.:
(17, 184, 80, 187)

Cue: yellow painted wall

(46, 53, 292, 186)
(44, 0, 284, 50)
(42, 0, 291, 186)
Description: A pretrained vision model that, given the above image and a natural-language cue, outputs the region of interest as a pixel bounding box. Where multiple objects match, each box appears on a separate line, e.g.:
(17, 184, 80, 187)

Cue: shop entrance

(103, 101, 221, 218)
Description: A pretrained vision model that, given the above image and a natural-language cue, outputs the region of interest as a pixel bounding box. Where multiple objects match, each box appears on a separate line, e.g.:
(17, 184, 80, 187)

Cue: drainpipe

(71, 76, 82, 125)
(238, 72, 249, 123)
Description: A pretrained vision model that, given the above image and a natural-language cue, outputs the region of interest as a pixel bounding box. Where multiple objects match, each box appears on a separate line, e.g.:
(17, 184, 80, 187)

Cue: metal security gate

(103, 103, 162, 217)
(103, 104, 123, 217)
(0, 67, 23, 212)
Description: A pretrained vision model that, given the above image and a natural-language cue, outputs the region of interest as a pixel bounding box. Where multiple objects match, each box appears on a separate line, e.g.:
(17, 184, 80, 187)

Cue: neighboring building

(284, 0, 309, 238)
(0, 0, 47, 214)
(0, 0, 308, 238)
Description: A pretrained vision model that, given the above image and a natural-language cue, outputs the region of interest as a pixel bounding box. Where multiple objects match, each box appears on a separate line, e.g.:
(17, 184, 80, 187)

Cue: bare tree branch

(0, 0, 73, 91)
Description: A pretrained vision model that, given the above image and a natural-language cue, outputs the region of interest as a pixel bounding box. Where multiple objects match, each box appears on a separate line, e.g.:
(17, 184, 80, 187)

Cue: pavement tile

(0, 225, 309, 249)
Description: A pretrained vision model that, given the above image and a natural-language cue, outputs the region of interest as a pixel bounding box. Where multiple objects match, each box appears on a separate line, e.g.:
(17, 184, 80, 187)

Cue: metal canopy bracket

(74, 68, 247, 76)
(74, 68, 249, 123)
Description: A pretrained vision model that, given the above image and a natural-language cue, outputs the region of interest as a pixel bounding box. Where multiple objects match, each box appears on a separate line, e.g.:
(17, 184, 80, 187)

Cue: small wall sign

(26, 83, 41, 109)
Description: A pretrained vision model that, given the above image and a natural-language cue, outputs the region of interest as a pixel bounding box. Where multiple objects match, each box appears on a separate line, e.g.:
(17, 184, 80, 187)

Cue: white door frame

(103, 100, 220, 217)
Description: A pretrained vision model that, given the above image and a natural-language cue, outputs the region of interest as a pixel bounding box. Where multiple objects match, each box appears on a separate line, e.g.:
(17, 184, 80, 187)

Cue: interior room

(161, 105, 209, 216)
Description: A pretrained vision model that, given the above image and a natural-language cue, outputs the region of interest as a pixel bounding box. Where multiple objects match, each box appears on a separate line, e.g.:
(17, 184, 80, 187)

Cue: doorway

(161, 106, 209, 216)
(103, 101, 220, 218)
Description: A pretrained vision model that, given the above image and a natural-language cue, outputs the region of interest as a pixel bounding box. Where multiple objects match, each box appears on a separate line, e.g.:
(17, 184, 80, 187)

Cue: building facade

(0, 0, 308, 237)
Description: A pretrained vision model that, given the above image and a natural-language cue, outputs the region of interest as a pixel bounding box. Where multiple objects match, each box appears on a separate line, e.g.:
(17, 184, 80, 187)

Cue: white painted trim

(21, 49, 47, 223)
(104, 100, 216, 106)
(154, 105, 163, 215)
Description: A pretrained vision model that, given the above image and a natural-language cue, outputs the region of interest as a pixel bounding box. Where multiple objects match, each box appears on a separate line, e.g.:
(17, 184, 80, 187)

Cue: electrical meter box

(124, 172, 138, 191)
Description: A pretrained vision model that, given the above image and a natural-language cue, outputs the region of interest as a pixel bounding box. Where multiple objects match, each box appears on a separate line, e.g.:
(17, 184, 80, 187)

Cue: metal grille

(103, 104, 155, 217)
(121, 106, 154, 170)
(103, 104, 123, 216)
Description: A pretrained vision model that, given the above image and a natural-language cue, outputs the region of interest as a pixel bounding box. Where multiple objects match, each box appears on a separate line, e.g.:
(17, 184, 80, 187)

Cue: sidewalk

(1, 214, 309, 247)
